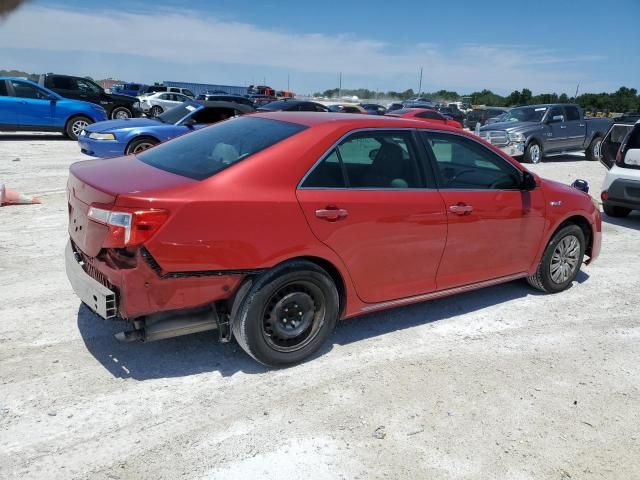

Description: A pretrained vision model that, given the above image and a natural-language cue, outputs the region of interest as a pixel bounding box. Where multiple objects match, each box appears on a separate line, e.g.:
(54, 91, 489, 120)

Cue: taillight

(601, 191, 608, 201)
(88, 206, 169, 248)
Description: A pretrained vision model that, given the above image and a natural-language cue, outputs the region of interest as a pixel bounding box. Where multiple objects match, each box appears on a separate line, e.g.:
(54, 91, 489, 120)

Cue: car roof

(195, 100, 255, 112)
(251, 111, 462, 131)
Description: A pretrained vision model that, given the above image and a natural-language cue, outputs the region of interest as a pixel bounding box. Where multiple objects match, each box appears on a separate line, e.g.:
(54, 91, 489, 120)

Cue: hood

(85, 117, 162, 132)
(480, 121, 540, 133)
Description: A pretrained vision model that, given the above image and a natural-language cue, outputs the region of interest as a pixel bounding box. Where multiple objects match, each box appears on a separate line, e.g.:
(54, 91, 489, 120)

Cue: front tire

(232, 260, 339, 367)
(125, 136, 158, 155)
(527, 224, 585, 293)
(603, 202, 631, 217)
(524, 141, 543, 164)
(64, 115, 92, 141)
(586, 135, 603, 161)
(111, 106, 132, 120)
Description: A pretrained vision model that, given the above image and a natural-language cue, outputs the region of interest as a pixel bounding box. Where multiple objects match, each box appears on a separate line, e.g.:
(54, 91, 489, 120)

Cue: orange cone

(0, 184, 41, 206)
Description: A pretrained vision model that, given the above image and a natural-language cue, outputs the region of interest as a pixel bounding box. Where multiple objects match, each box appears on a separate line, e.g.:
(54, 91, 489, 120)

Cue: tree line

(314, 87, 640, 113)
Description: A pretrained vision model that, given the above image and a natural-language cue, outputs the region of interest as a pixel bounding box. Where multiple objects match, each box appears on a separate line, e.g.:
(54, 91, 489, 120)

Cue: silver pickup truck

(479, 104, 612, 163)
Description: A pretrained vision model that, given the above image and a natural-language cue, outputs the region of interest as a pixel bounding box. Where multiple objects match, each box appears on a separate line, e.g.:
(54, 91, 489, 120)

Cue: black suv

(38, 74, 141, 119)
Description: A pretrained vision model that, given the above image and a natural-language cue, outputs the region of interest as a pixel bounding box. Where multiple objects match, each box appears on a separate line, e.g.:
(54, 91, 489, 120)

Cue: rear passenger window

(302, 150, 346, 188)
(0, 81, 7, 96)
(302, 131, 424, 189)
(565, 106, 580, 121)
(423, 132, 521, 190)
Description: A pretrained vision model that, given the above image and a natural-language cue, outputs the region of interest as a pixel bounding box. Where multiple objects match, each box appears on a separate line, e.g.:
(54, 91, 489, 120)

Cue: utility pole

(287, 73, 290, 92)
(574, 82, 580, 99)
(338, 72, 342, 99)
(418, 67, 423, 97)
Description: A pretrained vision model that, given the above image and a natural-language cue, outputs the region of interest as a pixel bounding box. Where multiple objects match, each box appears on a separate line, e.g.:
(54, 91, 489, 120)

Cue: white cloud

(0, 5, 610, 94)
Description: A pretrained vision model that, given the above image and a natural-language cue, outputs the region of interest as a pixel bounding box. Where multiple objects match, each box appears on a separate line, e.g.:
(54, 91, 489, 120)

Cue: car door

(296, 129, 448, 304)
(563, 105, 585, 150)
(9, 80, 55, 127)
(544, 106, 568, 152)
(421, 131, 546, 290)
(0, 80, 18, 126)
(74, 78, 103, 105)
(48, 76, 80, 101)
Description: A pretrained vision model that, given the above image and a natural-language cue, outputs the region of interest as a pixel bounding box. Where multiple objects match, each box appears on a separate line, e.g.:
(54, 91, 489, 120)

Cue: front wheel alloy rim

(530, 144, 541, 163)
(550, 235, 580, 284)
(114, 109, 130, 119)
(72, 120, 89, 137)
(262, 281, 326, 353)
(131, 142, 154, 154)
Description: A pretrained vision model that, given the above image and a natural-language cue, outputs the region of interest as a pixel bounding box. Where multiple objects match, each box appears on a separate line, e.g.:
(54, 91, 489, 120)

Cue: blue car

(0, 77, 108, 140)
(78, 100, 255, 157)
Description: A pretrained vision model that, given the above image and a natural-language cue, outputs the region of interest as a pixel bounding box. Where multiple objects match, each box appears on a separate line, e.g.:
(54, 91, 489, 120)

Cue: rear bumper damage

(65, 239, 241, 342)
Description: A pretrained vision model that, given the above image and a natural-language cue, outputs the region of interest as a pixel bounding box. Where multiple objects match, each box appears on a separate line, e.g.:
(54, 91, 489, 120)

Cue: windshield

(156, 102, 200, 124)
(501, 106, 548, 123)
(137, 117, 307, 180)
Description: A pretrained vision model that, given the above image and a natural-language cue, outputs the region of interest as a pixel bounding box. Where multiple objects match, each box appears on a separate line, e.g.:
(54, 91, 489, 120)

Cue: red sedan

(66, 112, 601, 366)
(387, 107, 463, 128)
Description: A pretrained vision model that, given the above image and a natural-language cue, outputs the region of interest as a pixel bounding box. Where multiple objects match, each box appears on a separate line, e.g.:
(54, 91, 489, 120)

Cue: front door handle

(315, 207, 348, 222)
(560, 125, 567, 129)
(449, 203, 474, 215)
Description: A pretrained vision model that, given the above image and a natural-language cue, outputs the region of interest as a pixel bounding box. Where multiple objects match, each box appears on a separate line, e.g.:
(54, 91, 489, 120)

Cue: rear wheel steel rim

(262, 281, 326, 353)
(530, 144, 541, 163)
(550, 235, 580, 284)
(72, 120, 88, 137)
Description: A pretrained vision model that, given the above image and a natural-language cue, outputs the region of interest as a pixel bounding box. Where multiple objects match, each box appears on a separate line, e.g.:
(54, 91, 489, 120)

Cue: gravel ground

(1, 133, 639, 480)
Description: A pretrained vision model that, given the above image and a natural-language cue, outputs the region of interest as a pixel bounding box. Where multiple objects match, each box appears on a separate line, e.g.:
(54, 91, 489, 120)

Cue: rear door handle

(448, 204, 474, 215)
(315, 207, 348, 222)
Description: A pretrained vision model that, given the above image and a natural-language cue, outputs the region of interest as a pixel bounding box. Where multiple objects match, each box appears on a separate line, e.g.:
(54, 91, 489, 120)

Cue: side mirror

(521, 171, 537, 191)
(571, 179, 589, 193)
(369, 148, 380, 160)
(46, 93, 58, 101)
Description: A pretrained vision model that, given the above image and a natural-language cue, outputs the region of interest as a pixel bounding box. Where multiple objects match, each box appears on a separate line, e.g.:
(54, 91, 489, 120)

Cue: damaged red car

(66, 112, 601, 366)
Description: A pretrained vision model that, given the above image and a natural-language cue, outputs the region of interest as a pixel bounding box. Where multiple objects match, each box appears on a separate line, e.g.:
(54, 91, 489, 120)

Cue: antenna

(418, 67, 423, 97)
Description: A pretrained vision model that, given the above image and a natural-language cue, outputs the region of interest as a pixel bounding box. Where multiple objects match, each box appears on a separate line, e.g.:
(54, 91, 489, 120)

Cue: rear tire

(527, 224, 585, 293)
(125, 136, 158, 155)
(150, 105, 163, 117)
(232, 260, 339, 367)
(603, 202, 631, 218)
(586, 135, 602, 161)
(524, 141, 542, 164)
(64, 115, 92, 141)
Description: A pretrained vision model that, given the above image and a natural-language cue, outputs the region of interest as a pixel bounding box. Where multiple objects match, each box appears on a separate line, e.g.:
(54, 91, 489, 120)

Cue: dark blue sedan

(78, 101, 255, 158)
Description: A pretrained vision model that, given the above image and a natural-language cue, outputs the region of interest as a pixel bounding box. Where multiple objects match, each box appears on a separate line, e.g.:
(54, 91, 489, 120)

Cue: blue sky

(1, 0, 638, 95)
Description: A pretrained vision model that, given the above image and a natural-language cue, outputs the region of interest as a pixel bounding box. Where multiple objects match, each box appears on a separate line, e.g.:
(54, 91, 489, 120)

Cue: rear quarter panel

(130, 123, 365, 315)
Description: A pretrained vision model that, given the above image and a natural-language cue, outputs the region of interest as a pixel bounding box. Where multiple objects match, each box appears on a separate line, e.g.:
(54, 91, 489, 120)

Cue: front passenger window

(423, 132, 521, 190)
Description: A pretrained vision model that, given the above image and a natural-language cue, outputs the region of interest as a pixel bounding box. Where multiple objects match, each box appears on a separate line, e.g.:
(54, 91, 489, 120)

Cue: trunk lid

(68, 156, 197, 256)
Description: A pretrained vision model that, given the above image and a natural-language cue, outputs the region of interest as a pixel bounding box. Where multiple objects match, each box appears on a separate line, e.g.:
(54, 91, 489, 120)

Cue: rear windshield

(137, 117, 307, 180)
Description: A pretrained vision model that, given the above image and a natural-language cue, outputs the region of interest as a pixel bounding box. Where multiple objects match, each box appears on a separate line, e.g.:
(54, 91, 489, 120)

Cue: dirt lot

(1, 133, 639, 480)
